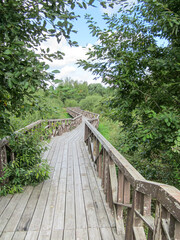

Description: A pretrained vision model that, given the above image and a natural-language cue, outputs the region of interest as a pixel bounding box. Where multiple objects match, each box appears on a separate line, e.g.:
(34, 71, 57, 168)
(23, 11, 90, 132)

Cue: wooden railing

(1, 107, 180, 239)
(67, 107, 99, 128)
(82, 113, 180, 240)
(0, 112, 82, 178)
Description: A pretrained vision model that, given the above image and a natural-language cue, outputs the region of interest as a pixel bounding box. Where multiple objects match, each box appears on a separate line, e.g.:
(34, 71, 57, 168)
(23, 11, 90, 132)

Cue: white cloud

(40, 37, 101, 84)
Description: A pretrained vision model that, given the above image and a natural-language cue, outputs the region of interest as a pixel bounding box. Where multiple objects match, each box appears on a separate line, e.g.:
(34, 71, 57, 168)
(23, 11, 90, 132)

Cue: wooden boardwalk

(0, 122, 121, 240)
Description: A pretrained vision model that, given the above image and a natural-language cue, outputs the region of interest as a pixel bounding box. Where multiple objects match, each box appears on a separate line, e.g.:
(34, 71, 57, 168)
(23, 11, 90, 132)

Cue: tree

(78, 0, 180, 187)
(0, 0, 116, 137)
(79, 95, 102, 112)
(88, 83, 107, 96)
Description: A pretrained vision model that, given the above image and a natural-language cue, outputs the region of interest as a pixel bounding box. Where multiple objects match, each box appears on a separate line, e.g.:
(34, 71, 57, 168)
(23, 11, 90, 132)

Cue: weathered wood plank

(88, 228, 101, 240)
(64, 143, 75, 230)
(0, 193, 22, 233)
(80, 142, 111, 228)
(38, 230, 51, 240)
(51, 230, 63, 240)
(28, 137, 61, 232)
(0, 195, 13, 216)
(12, 231, 26, 240)
(3, 186, 33, 233)
(100, 228, 115, 240)
(73, 143, 87, 229)
(76, 229, 88, 240)
(0, 232, 14, 240)
(24, 231, 38, 240)
(63, 229, 75, 240)
(17, 183, 43, 231)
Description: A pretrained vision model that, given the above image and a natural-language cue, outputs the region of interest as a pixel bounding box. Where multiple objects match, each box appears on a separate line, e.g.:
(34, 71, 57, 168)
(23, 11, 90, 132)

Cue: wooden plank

(83, 189, 99, 228)
(29, 137, 61, 232)
(52, 142, 67, 231)
(73, 142, 87, 229)
(12, 231, 26, 240)
(40, 142, 63, 232)
(24, 231, 38, 240)
(3, 187, 33, 233)
(0, 195, 13, 216)
(64, 143, 75, 230)
(133, 227, 146, 240)
(81, 142, 110, 228)
(82, 141, 117, 229)
(28, 181, 51, 230)
(98, 152, 103, 179)
(64, 186, 75, 230)
(0, 232, 14, 240)
(175, 221, 180, 240)
(0, 193, 22, 233)
(161, 219, 171, 240)
(63, 229, 75, 240)
(109, 163, 118, 203)
(52, 188, 66, 230)
(51, 230, 63, 240)
(100, 228, 115, 240)
(76, 229, 88, 240)
(38, 230, 51, 240)
(153, 202, 162, 240)
(88, 228, 101, 240)
(17, 183, 43, 231)
(78, 141, 99, 228)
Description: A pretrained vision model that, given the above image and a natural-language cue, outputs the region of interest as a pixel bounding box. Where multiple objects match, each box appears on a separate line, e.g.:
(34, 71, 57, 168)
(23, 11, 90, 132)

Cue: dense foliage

(0, 0, 116, 137)
(0, 128, 50, 195)
(78, 0, 180, 188)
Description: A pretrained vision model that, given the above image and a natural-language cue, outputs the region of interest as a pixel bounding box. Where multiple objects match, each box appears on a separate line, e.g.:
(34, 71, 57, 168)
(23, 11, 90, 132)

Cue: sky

(43, 1, 131, 85)
(41, 0, 169, 86)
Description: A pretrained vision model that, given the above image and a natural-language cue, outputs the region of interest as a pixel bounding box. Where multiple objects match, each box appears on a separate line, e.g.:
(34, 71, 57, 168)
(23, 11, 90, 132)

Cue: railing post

(0, 146, 7, 178)
(84, 123, 88, 144)
(97, 147, 103, 179)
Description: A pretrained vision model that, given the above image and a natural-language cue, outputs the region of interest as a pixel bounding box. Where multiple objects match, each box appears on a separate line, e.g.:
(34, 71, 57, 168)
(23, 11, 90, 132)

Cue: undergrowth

(0, 127, 51, 196)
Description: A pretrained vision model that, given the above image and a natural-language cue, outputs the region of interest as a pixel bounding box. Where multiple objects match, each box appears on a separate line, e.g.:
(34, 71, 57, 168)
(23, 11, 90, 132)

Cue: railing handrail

(78, 107, 180, 238)
(85, 119, 180, 222)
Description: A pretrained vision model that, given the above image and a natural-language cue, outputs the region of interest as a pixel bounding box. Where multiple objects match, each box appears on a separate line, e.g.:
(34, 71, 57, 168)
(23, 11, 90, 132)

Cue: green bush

(79, 95, 102, 112)
(0, 129, 50, 196)
(65, 99, 78, 107)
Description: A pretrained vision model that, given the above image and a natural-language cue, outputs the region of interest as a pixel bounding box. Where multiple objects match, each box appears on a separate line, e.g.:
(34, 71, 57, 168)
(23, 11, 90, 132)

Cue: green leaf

(7, 79, 13, 89)
(83, 2, 87, 9)
(100, 2, 106, 8)
(52, 70, 60, 73)
(24, 82, 29, 89)
(88, 0, 95, 5)
(4, 49, 12, 55)
(45, 64, 49, 70)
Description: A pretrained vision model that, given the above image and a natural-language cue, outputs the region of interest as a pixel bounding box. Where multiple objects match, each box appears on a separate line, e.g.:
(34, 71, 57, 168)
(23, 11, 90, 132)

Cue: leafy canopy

(78, 0, 180, 187)
(0, 0, 117, 137)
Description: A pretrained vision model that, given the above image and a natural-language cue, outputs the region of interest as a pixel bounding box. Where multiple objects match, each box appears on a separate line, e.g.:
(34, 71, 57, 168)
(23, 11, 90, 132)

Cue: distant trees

(54, 78, 108, 112)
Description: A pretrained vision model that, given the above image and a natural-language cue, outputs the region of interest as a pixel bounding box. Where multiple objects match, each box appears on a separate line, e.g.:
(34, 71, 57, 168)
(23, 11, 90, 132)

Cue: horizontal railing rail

(82, 113, 180, 240)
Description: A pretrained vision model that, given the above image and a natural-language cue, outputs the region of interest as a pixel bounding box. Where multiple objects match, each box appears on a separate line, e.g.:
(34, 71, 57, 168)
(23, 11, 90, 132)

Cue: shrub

(79, 95, 102, 112)
(0, 129, 50, 196)
(65, 99, 78, 107)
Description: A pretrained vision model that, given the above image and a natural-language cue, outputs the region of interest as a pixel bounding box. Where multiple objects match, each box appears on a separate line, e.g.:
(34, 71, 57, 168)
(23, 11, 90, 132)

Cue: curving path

(0, 121, 122, 240)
